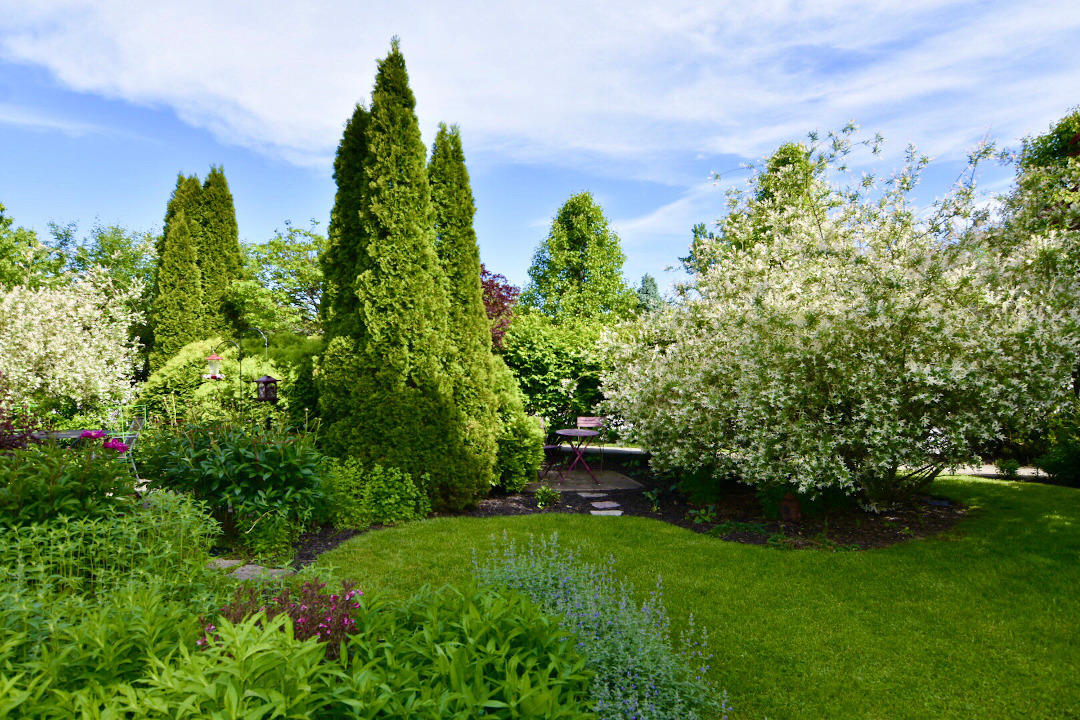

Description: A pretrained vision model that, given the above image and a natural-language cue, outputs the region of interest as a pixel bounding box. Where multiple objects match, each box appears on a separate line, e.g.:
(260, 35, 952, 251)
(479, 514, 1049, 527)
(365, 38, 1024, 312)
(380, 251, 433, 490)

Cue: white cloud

(0, 102, 112, 136)
(0, 0, 1076, 182)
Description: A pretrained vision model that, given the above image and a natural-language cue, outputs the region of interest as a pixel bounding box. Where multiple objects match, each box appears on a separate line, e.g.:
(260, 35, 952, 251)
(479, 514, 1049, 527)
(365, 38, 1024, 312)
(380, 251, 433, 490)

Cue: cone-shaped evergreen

(429, 123, 541, 490)
(148, 210, 203, 372)
(318, 40, 486, 510)
(321, 104, 370, 338)
(196, 166, 243, 334)
(148, 174, 204, 360)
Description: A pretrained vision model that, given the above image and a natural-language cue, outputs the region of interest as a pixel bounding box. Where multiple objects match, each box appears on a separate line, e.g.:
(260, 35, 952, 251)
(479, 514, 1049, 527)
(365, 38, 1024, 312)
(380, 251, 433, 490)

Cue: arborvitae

(321, 104, 370, 338)
(148, 210, 203, 372)
(318, 40, 486, 510)
(196, 166, 243, 334)
(148, 174, 203, 359)
(429, 124, 541, 491)
(635, 273, 663, 314)
(520, 191, 637, 322)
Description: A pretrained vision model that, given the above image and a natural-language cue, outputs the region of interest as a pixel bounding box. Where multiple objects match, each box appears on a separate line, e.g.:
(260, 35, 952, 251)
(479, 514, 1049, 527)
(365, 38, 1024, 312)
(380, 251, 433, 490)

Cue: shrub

(501, 312, 605, 430)
(0, 441, 136, 525)
(491, 354, 545, 492)
(321, 458, 431, 530)
(1036, 402, 1080, 486)
(535, 484, 560, 509)
(136, 418, 325, 546)
(604, 129, 1076, 511)
(475, 533, 731, 720)
(139, 337, 287, 420)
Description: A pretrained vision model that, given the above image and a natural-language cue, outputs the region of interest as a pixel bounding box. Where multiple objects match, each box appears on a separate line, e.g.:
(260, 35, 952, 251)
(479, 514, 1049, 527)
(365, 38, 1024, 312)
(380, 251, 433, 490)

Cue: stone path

(207, 557, 295, 580)
(581, 492, 624, 516)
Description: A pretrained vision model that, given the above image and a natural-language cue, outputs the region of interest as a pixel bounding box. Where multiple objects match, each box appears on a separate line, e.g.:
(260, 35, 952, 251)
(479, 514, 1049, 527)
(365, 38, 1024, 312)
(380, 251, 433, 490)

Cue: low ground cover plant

(474, 532, 731, 720)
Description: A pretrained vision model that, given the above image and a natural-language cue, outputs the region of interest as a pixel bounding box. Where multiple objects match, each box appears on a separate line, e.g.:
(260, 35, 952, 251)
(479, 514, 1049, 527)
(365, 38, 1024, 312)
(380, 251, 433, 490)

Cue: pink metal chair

(576, 416, 607, 472)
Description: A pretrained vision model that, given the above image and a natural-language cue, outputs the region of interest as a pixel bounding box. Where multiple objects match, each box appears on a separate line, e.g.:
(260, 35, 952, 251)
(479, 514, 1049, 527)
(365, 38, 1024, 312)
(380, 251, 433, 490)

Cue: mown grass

(317, 476, 1080, 719)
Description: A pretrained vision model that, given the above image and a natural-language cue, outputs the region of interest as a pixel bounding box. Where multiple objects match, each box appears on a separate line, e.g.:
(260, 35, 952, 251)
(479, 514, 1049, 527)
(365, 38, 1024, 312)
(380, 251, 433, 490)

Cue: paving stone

(590, 510, 623, 516)
(230, 564, 295, 581)
(591, 500, 621, 509)
(577, 492, 608, 499)
(207, 558, 243, 570)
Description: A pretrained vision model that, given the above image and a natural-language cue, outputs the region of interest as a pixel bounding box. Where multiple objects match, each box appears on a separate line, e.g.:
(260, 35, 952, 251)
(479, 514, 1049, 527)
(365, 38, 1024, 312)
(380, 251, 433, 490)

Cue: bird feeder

(255, 375, 279, 403)
(203, 353, 224, 380)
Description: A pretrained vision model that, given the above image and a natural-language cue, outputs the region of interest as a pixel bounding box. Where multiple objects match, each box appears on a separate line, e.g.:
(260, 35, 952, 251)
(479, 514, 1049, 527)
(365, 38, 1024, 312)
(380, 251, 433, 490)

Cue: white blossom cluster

(603, 140, 1078, 510)
(0, 270, 143, 413)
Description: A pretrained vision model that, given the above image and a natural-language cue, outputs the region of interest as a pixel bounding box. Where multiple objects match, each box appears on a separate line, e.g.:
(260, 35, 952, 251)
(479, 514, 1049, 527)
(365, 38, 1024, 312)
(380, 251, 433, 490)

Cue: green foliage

(1036, 399, 1080, 486)
(1020, 106, 1080, 170)
(247, 220, 326, 334)
(321, 103, 370, 339)
(491, 355, 545, 492)
(148, 210, 204, 372)
(635, 273, 663, 314)
(318, 42, 488, 511)
(475, 533, 730, 720)
(534, 484, 560, 509)
(501, 312, 604, 429)
(520, 191, 636, 322)
(195, 165, 244, 335)
(48, 221, 156, 294)
(995, 457, 1022, 479)
(136, 417, 325, 545)
(0, 442, 136, 526)
(221, 277, 302, 336)
(139, 337, 287, 420)
(0, 202, 65, 289)
(321, 458, 431, 529)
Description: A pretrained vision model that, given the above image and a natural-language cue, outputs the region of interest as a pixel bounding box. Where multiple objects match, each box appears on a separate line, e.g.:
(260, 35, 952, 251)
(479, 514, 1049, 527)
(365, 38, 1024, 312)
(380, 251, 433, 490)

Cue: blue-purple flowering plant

(475, 532, 731, 720)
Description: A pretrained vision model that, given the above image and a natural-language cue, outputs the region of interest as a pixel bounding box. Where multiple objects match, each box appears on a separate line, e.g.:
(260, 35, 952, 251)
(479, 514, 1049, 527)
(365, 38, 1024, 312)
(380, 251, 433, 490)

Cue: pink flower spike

(81, 430, 107, 439)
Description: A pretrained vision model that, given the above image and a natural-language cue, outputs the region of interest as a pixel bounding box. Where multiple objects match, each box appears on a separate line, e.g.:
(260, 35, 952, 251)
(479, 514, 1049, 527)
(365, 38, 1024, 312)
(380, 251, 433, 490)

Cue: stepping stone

(578, 492, 608, 499)
(207, 558, 243, 570)
(230, 564, 295, 581)
(590, 510, 623, 516)
(591, 500, 621, 509)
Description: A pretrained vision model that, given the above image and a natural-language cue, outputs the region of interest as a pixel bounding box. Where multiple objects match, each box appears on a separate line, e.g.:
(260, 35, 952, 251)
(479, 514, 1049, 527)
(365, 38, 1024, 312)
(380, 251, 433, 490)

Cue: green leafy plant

(136, 417, 325, 545)
(535, 484, 561, 509)
(995, 458, 1022, 479)
(0, 441, 136, 526)
(686, 504, 718, 525)
(642, 488, 662, 513)
(321, 458, 431, 530)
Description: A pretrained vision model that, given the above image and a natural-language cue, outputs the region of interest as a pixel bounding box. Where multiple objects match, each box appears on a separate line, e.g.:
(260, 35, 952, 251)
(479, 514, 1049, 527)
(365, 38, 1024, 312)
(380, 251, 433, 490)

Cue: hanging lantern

(203, 353, 224, 380)
(255, 375, 279, 403)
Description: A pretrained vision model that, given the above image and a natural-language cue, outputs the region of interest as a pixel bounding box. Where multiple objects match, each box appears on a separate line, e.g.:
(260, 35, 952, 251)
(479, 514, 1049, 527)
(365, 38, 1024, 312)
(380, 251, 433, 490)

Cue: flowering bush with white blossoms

(0, 269, 143, 414)
(603, 131, 1078, 510)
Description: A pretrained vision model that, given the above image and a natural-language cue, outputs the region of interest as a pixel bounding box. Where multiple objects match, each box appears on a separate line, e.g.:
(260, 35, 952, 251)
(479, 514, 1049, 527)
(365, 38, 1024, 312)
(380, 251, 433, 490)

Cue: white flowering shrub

(0, 271, 143, 414)
(603, 132, 1078, 510)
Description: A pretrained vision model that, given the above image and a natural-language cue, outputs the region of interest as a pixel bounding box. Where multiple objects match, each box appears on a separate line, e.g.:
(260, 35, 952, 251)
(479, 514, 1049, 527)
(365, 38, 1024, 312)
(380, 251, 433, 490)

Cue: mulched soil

(291, 455, 969, 565)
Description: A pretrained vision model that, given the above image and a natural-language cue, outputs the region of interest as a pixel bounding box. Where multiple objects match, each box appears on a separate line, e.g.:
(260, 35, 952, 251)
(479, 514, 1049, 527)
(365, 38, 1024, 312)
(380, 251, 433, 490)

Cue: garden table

(554, 428, 601, 484)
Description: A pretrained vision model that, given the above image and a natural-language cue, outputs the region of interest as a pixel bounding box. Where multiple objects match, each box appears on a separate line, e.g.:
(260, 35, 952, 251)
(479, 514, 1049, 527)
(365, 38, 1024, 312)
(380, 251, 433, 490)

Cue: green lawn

(316, 476, 1080, 719)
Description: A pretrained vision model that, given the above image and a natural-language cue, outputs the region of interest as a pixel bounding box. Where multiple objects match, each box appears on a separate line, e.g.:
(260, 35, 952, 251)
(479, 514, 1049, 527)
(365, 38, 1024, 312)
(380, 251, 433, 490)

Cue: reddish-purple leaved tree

(481, 264, 520, 349)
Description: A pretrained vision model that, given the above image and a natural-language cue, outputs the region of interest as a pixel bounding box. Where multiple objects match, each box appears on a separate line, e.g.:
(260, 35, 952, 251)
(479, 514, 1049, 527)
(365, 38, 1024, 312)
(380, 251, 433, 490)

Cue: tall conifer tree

(319, 40, 485, 509)
(428, 124, 542, 490)
(321, 104, 370, 338)
(148, 174, 203, 361)
(148, 210, 203, 371)
(196, 166, 243, 334)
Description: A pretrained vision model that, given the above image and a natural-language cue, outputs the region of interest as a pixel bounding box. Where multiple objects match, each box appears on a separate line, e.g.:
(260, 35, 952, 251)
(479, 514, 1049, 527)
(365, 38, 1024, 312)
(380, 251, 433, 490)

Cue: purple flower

(80, 430, 107, 440)
(102, 438, 130, 454)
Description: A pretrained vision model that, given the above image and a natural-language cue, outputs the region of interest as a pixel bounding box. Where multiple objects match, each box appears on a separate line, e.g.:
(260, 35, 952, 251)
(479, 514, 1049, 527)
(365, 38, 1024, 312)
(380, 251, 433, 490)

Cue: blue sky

(1, 1, 1077, 289)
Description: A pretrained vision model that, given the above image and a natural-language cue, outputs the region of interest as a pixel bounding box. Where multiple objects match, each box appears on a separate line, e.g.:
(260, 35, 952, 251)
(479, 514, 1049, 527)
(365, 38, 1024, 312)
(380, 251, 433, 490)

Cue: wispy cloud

(1, 0, 1076, 180)
(0, 102, 112, 136)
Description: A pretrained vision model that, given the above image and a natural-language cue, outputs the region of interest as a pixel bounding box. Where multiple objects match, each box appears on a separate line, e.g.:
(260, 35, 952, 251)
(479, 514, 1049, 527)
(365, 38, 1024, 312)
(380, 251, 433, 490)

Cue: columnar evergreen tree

(520, 192, 636, 321)
(196, 166, 243, 334)
(428, 123, 541, 491)
(318, 40, 487, 509)
(148, 210, 203, 371)
(321, 104, 370, 338)
(159, 174, 202, 260)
